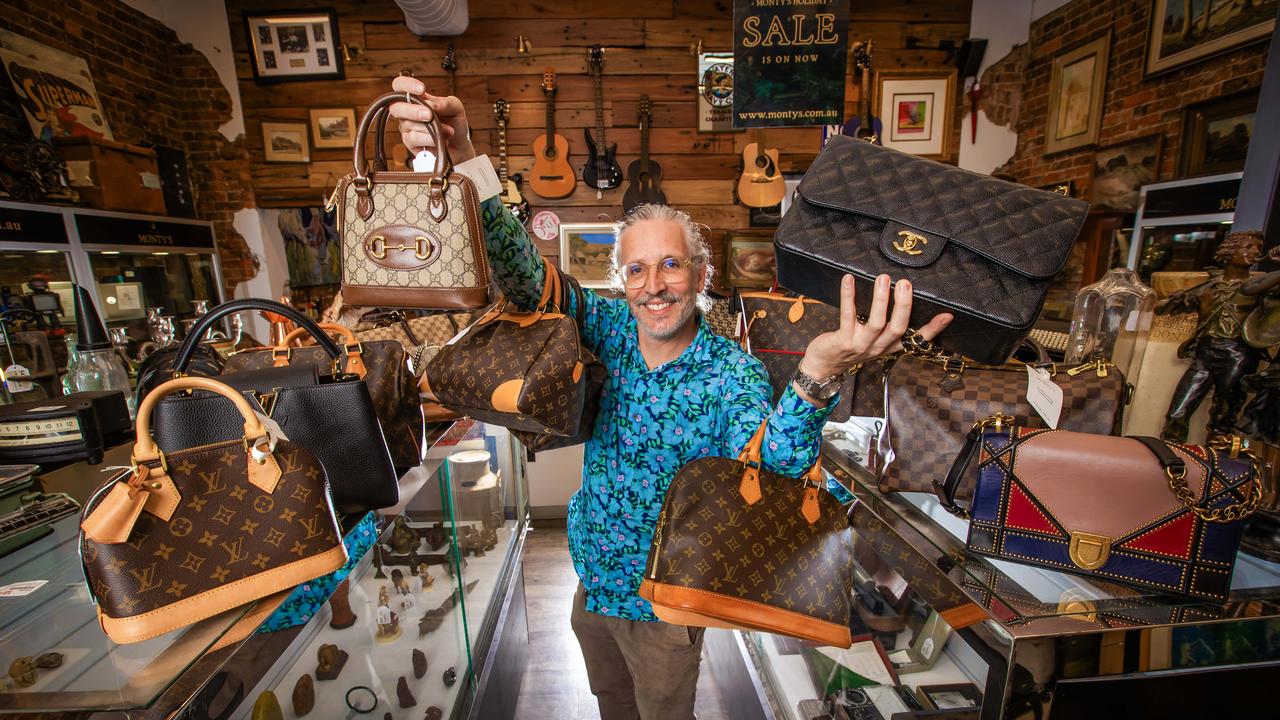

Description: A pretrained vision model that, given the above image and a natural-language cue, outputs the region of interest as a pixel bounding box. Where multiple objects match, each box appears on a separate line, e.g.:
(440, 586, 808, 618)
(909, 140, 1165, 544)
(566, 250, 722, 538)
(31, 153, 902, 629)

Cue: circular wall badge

(701, 63, 734, 108)
(531, 210, 561, 242)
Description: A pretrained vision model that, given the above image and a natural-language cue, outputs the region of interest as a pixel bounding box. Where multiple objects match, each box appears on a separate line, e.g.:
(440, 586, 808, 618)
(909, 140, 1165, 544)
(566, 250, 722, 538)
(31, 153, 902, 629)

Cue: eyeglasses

(621, 256, 705, 288)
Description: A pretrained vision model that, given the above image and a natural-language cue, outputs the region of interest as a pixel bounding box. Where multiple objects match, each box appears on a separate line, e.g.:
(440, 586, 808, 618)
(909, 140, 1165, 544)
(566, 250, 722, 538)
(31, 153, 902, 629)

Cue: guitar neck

(546, 91, 556, 139)
(593, 70, 607, 149)
(640, 116, 649, 163)
(497, 122, 509, 183)
(860, 64, 871, 125)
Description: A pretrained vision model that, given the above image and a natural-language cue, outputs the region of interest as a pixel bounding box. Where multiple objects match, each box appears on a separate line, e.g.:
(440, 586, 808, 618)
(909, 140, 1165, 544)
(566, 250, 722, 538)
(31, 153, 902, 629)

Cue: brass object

(1167, 436, 1264, 523)
(1068, 531, 1112, 570)
(1056, 589, 1098, 623)
(315, 644, 349, 681)
(368, 235, 434, 261)
(893, 230, 928, 255)
(7, 657, 36, 687)
(252, 691, 284, 720)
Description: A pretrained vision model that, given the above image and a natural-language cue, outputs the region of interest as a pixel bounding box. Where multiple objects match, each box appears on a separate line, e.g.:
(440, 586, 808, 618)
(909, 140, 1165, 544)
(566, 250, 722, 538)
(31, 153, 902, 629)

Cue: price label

(1026, 366, 1064, 429)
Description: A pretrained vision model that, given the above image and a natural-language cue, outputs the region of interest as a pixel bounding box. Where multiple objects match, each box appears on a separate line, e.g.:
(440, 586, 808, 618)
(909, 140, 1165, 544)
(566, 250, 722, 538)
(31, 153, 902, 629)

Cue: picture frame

(1045, 34, 1110, 155)
(1178, 89, 1259, 177)
(309, 107, 357, 149)
(1088, 133, 1163, 212)
(916, 683, 983, 712)
(873, 68, 957, 159)
(1039, 180, 1076, 197)
(261, 121, 311, 163)
(1144, 0, 1276, 77)
(244, 8, 344, 84)
(725, 230, 777, 288)
(559, 222, 619, 289)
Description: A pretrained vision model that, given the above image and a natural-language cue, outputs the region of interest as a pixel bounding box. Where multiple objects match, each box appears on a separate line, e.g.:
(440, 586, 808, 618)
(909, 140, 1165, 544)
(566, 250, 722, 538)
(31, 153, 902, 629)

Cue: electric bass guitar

(530, 70, 576, 199)
(493, 99, 530, 224)
(583, 45, 622, 193)
(442, 43, 457, 96)
(623, 95, 666, 212)
(737, 129, 785, 208)
(842, 39, 883, 144)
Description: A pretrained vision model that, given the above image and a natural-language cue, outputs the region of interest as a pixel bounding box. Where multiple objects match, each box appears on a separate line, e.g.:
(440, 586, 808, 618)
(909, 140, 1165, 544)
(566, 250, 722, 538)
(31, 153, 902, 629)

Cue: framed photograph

(725, 230, 777, 288)
(559, 222, 618, 289)
(1089, 133, 1163, 212)
(1045, 34, 1110, 155)
(917, 683, 982, 711)
(244, 8, 344, 84)
(261, 121, 310, 163)
(873, 69, 957, 159)
(309, 108, 357, 149)
(1178, 89, 1259, 177)
(1145, 0, 1276, 77)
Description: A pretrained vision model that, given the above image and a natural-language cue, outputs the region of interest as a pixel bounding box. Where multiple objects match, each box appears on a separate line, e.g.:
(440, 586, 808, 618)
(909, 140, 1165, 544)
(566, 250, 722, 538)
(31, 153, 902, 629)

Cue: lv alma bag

(774, 136, 1089, 364)
(79, 377, 346, 644)
(334, 93, 490, 309)
(640, 420, 855, 647)
(938, 414, 1263, 600)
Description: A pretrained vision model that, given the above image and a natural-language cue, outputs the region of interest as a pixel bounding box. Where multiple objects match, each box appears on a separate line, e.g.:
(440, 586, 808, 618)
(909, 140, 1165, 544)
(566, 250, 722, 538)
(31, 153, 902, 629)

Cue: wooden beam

(363, 19, 647, 50)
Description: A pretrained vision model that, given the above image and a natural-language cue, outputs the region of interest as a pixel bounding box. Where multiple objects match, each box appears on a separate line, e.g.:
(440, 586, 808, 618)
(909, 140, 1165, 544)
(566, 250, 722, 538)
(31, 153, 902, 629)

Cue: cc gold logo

(893, 230, 928, 256)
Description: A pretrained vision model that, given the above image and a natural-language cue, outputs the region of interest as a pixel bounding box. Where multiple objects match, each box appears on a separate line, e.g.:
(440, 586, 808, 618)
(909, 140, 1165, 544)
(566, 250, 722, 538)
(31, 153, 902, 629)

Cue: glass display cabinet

(1124, 173, 1242, 284)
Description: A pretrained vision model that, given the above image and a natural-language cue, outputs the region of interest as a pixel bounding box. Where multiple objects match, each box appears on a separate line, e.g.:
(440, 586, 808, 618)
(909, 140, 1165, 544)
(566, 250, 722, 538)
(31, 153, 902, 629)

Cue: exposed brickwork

(992, 0, 1269, 193)
(0, 0, 257, 294)
(978, 42, 1028, 129)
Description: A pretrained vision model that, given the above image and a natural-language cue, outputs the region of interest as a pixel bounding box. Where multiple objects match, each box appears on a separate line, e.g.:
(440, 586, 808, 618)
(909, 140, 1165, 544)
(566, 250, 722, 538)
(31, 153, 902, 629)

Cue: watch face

(531, 210, 560, 242)
(701, 64, 734, 108)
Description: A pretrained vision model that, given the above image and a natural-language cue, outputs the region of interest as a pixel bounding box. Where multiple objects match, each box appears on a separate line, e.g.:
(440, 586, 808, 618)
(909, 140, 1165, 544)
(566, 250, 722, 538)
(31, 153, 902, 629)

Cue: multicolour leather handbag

(937, 414, 1263, 601)
(640, 420, 855, 647)
(79, 377, 347, 644)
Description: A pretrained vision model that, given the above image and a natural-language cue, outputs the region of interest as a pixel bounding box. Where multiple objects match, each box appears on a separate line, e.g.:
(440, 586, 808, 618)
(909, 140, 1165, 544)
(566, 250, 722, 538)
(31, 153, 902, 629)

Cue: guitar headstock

(442, 43, 457, 73)
(854, 39, 874, 70)
(587, 45, 605, 75)
(541, 70, 557, 94)
(494, 99, 509, 126)
(639, 95, 651, 122)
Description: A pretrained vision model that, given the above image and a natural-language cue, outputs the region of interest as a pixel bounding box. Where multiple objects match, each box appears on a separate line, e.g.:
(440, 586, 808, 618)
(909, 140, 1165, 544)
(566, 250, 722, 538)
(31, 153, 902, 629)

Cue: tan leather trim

(98, 544, 347, 644)
(640, 579, 852, 648)
(572, 361, 583, 383)
(651, 604, 748, 631)
(491, 379, 524, 413)
(738, 291, 825, 304)
(422, 402, 460, 422)
(135, 378, 265, 460)
(739, 466, 762, 505)
(281, 322, 357, 348)
(341, 284, 490, 309)
(344, 350, 369, 379)
(247, 450, 283, 494)
(939, 603, 988, 630)
(418, 371, 438, 402)
(801, 486, 821, 525)
(788, 298, 805, 323)
(142, 465, 181, 521)
(81, 482, 147, 544)
(208, 590, 291, 652)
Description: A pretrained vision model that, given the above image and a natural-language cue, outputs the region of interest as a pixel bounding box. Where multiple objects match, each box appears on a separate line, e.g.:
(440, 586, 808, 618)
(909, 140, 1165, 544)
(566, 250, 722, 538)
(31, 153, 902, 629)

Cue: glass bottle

(68, 286, 134, 416)
(1065, 268, 1156, 387)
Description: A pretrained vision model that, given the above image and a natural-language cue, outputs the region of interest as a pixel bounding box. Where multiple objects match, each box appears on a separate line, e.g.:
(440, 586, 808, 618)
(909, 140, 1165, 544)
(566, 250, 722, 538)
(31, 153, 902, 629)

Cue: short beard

(630, 289, 698, 341)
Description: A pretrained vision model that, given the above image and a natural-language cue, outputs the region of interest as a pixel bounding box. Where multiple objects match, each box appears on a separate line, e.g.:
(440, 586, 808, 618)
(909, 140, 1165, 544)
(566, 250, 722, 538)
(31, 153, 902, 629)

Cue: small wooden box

(53, 136, 166, 215)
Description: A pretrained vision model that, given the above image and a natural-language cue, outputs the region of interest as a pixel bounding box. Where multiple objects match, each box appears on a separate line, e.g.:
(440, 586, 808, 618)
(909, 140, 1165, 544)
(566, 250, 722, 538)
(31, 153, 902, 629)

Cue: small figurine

(392, 568, 411, 596)
(411, 562, 434, 594)
(479, 526, 498, 551)
(8, 657, 36, 687)
(396, 675, 417, 708)
(291, 673, 315, 717)
(328, 578, 357, 630)
(375, 586, 403, 643)
(400, 591, 418, 616)
(442, 667, 457, 687)
(251, 690, 284, 720)
(457, 527, 486, 558)
(418, 608, 446, 637)
(390, 516, 420, 555)
(373, 543, 387, 579)
(315, 643, 349, 681)
(482, 510, 503, 531)
(413, 648, 428, 679)
(425, 522, 448, 551)
(33, 652, 62, 669)
(443, 546, 467, 577)
(425, 707, 444, 720)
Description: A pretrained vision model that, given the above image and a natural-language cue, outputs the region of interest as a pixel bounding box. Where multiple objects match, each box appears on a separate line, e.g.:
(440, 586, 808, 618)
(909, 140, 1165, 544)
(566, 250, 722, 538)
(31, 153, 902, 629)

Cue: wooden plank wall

(227, 0, 971, 282)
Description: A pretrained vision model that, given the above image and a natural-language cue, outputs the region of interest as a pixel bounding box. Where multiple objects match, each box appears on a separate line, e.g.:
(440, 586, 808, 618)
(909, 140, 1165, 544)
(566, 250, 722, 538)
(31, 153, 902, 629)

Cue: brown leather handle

(281, 322, 358, 349)
(736, 418, 824, 518)
(353, 92, 452, 181)
(135, 377, 267, 462)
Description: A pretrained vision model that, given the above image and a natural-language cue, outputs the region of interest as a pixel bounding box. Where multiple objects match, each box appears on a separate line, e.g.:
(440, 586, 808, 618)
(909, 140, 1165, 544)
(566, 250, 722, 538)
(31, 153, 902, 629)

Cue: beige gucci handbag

(332, 92, 491, 309)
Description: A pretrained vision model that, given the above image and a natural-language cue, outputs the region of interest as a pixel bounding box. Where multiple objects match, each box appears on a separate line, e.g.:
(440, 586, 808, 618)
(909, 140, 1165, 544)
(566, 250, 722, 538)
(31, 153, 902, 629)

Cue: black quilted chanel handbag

(775, 137, 1089, 364)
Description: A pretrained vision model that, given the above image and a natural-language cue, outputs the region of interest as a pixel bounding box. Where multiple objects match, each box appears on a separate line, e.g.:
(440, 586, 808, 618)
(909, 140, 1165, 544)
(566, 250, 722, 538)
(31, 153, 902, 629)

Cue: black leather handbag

(149, 299, 399, 514)
(774, 136, 1090, 364)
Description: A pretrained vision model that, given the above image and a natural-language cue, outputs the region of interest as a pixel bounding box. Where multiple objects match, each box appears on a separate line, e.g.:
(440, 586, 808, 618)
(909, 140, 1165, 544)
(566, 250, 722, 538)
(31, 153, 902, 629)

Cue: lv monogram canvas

(640, 422, 855, 647)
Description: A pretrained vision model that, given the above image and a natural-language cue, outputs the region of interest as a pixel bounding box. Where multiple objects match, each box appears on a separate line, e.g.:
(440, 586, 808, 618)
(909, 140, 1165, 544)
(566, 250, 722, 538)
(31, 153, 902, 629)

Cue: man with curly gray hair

(610, 203, 716, 314)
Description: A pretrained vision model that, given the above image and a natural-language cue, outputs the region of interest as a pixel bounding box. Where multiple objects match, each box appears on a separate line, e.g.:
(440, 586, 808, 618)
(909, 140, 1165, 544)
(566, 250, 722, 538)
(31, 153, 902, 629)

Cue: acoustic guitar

(530, 70, 576, 199)
(737, 129, 785, 208)
(623, 95, 666, 212)
(583, 45, 623, 194)
(842, 40, 882, 144)
(493, 99, 530, 224)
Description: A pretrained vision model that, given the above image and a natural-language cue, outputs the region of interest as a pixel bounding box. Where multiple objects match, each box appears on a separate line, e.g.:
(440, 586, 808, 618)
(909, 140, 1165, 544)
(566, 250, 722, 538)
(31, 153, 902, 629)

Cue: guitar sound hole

(545, 148, 558, 160)
(755, 156, 769, 169)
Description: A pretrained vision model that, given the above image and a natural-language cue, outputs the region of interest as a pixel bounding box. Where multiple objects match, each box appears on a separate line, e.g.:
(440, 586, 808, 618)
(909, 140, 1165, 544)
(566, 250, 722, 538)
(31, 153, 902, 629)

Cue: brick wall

(989, 0, 1269, 191)
(0, 0, 257, 294)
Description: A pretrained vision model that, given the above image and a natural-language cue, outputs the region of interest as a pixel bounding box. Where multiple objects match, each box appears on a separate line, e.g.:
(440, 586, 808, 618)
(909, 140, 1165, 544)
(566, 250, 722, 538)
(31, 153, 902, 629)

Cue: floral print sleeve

(480, 197, 546, 310)
(717, 354, 834, 477)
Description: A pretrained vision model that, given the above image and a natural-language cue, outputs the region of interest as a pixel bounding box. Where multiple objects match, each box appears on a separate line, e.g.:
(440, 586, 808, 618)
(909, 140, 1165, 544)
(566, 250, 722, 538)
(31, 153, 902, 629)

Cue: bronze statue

(389, 516, 419, 555)
(1158, 233, 1280, 441)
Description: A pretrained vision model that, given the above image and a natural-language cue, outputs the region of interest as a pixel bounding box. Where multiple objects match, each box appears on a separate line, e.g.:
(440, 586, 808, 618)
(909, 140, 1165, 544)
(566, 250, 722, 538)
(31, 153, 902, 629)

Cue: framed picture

(725, 230, 777, 288)
(0, 29, 114, 140)
(1039, 180, 1076, 197)
(244, 8, 344, 84)
(1145, 0, 1276, 77)
(1045, 34, 1110, 155)
(873, 69, 957, 159)
(279, 207, 340, 287)
(1089, 133, 1163, 212)
(262, 121, 310, 163)
(309, 108, 357, 149)
(1178, 89, 1259, 177)
(559, 222, 618, 289)
(916, 683, 982, 712)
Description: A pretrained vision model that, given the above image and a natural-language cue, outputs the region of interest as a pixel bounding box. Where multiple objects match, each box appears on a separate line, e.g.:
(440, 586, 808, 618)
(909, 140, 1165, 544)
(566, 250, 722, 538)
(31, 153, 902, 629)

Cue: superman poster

(0, 29, 114, 141)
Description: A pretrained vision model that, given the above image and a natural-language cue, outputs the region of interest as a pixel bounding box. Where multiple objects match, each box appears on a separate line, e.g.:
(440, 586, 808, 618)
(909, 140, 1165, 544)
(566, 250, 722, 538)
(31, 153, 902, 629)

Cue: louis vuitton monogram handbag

(334, 93, 491, 309)
(79, 377, 346, 644)
(639, 420, 856, 647)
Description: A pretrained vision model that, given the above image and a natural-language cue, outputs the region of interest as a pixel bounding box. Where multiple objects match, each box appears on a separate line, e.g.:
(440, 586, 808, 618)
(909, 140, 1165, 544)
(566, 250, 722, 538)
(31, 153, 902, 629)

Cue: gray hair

(609, 204, 715, 311)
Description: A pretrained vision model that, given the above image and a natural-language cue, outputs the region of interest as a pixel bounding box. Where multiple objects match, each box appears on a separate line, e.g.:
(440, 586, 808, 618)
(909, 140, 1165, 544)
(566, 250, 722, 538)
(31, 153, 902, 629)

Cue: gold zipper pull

(324, 174, 352, 213)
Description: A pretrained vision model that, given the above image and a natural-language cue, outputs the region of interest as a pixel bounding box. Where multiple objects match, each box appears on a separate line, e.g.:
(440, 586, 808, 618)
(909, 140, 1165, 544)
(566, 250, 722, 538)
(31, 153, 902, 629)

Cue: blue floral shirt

(480, 198, 833, 621)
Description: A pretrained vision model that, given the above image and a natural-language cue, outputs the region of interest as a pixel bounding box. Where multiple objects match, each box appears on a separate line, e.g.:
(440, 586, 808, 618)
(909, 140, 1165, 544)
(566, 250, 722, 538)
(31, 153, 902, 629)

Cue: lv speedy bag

(739, 292, 858, 423)
(225, 321, 424, 470)
(938, 414, 1262, 600)
(423, 259, 590, 437)
(639, 421, 855, 647)
(774, 136, 1090, 364)
(151, 299, 399, 515)
(79, 377, 346, 644)
(335, 93, 490, 309)
(875, 351, 1127, 499)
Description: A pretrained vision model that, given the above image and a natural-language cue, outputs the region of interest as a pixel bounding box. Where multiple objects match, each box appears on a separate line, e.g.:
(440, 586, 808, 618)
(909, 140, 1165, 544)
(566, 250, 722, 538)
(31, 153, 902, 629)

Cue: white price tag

(411, 149, 437, 172)
(3, 364, 34, 394)
(0, 580, 47, 598)
(1026, 366, 1064, 429)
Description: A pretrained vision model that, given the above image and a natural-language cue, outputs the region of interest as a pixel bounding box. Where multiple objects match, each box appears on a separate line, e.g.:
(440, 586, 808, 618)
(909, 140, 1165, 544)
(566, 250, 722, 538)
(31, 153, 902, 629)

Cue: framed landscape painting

(1145, 0, 1276, 76)
(1045, 34, 1110, 155)
(560, 222, 618, 289)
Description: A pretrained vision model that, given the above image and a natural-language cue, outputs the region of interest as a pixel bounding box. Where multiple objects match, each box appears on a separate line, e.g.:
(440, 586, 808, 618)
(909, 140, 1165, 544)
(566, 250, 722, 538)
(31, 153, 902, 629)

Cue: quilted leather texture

(875, 357, 1126, 496)
(739, 293, 856, 422)
(775, 137, 1089, 364)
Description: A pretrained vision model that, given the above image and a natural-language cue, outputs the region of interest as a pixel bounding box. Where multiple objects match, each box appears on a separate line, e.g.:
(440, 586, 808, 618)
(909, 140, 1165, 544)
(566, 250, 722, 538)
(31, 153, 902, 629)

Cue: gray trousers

(569, 583, 705, 720)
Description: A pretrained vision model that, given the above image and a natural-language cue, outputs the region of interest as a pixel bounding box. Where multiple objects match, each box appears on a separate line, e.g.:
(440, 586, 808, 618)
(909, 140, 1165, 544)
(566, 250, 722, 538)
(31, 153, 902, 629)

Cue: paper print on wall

(244, 9, 344, 83)
(726, 236, 777, 288)
(1056, 55, 1096, 139)
(280, 207, 340, 288)
(874, 70, 955, 159)
(1146, 0, 1277, 76)
(1089, 134, 1162, 212)
(0, 29, 113, 141)
(1179, 89, 1258, 177)
(560, 223, 618, 289)
(1044, 34, 1109, 155)
(891, 94, 933, 141)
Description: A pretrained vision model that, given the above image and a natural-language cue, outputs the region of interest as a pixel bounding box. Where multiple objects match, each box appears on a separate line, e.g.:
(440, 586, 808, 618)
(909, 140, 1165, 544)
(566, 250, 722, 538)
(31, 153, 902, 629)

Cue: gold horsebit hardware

(893, 230, 928, 256)
(369, 234, 432, 260)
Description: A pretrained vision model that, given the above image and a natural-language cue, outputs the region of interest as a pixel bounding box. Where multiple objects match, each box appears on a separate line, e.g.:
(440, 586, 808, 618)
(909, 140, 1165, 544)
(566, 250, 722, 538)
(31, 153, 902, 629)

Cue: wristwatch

(792, 367, 842, 402)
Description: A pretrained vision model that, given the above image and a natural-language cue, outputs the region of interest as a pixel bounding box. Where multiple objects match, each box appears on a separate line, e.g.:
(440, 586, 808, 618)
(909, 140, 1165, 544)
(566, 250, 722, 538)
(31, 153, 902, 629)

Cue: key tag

(412, 149, 437, 173)
(1026, 366, 1063, 429)
(3, 364, 33, 394)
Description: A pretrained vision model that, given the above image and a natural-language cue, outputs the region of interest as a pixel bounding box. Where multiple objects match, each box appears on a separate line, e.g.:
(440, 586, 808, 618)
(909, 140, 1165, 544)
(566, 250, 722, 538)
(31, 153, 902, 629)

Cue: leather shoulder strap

(933, 425, 983, 517)
(1130, 436, 1185, 474)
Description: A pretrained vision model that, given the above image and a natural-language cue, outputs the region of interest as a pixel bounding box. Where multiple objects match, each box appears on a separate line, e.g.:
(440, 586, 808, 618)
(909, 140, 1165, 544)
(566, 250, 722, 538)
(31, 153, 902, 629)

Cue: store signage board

(0, 28, 113, 140)
(73, 214, 214, 250)
(1142, 178, 1241, 219)
(732, 0, 848, 128)
(698, 52, 736, 133)
(0, 206, 68, 244)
